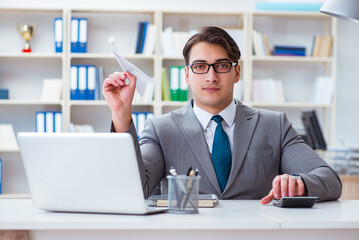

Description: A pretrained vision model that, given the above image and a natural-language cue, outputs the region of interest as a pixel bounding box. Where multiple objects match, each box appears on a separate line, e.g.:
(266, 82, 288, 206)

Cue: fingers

(260, 190, 274, 205)
(267, 174, 306, 203)
(124, 71, 137, 88)
(102, 71, 136, 92)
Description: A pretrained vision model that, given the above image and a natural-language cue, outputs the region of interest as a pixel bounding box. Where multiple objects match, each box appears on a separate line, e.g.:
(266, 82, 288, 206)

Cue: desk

(1, 199, 359, 240)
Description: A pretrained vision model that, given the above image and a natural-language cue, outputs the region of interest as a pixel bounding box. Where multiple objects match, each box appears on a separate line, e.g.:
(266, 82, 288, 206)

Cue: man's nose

(206, 65, 218, 82)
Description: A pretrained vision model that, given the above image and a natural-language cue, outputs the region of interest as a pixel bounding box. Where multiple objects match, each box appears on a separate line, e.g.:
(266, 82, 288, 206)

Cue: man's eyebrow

(191, 58, 231, 63)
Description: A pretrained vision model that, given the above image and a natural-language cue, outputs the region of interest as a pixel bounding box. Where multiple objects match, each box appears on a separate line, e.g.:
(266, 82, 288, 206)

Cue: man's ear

(185, 66, 190, 85)
(234, 64, 240, 83)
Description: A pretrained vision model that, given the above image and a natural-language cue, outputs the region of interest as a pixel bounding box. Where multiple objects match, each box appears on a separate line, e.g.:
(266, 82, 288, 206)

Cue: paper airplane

(112, 50, 156, 97)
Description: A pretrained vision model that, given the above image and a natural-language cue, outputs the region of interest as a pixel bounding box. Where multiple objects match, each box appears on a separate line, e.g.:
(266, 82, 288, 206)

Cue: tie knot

(211, 115, 223, 124)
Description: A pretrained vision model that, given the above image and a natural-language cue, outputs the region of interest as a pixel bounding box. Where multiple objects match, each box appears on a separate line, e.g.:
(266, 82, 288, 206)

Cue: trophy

(17, 23, 37, 53)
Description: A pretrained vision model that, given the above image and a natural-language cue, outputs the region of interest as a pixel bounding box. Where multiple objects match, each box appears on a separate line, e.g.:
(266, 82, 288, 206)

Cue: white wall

(1, 0, 358, 147)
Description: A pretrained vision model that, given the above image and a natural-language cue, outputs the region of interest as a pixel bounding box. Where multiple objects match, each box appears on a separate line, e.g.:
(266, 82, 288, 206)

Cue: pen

(169, 167, 187, 192)
(186, 166, 193, 176)
(182, 169, 199, 209)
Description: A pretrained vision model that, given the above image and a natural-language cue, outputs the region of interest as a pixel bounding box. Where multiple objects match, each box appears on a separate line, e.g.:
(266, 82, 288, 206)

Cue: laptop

(17, 132, 167, 215)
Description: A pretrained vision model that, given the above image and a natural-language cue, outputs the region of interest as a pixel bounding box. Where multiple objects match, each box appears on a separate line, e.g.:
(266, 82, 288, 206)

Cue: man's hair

(182, 26, 241, 65)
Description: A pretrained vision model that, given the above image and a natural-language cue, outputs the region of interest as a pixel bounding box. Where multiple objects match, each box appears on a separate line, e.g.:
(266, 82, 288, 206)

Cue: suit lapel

(171, 100, 222, 195)
(224, 102, 259, 193)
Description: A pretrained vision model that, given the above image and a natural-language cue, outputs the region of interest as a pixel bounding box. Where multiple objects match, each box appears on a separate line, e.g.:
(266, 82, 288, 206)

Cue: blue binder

(70, 65, 79, 100)
(36, 111, 46, 132)
(78, 18, 88, 53)
(54, 18, 63, 53)
(140, 21, 149, 53)
(71, 18, 79, 52)
(135, 22, 144, 53)
(78, 66, 87, 100)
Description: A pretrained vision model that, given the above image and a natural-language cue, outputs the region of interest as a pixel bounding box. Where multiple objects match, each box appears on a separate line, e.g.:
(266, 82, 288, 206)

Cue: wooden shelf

(251, 56, 333, 63)
(0, 53, 63, 58)
(70, 53, 155, 60)
(0, 100, 63, 106)
(0, 193, 31, 199)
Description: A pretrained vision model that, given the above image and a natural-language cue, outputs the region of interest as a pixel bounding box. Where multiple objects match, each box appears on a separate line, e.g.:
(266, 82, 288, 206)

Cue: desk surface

(1, 199, 359, 240)
(1, 199, 359, 230)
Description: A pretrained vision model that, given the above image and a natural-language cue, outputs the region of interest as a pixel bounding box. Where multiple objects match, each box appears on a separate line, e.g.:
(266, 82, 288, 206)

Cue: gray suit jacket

(124, 99, 342, 201)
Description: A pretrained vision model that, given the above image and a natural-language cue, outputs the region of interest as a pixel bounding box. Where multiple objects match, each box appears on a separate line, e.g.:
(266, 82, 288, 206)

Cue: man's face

(185, 42, 240, 114)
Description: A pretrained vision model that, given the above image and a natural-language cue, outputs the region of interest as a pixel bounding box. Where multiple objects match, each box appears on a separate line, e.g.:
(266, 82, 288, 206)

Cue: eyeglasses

(188, 62, 237, 74)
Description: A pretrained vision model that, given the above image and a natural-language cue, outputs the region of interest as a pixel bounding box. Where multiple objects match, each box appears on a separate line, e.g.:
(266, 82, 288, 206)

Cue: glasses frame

(188, 62, 238, 74)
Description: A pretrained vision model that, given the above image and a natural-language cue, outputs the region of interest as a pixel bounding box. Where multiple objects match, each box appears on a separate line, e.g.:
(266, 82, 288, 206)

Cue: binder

(54, 18, 63, 53)
(170, 66, 180, 101)
(70, 65, 78, 100)
(79, 18, 88, 53)
(135, 22, 144, 53)
(70, 18, 79, 52)
(36, 112, 45, 132)
(45, 112, 54, 133)
(78, 66, 87, 100)
(54, 112, 62, 132)
(87, 65, 97, 100)
(140, 21, 149, 53)
(179, 66, 188, 101)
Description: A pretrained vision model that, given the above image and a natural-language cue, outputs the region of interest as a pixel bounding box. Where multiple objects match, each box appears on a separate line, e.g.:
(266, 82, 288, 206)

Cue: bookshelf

(0, 7, 339, 197)
(247, 11, 337, 144)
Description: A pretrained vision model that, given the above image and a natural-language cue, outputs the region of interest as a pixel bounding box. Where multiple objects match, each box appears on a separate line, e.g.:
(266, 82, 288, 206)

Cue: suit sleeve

(111, 119, 164, 198)
(279, 113, 342, 201)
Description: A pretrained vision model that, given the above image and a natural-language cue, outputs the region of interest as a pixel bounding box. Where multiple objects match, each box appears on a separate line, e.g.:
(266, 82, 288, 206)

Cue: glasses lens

(191, 63, 209, 73)
(214, 62, 232, 73)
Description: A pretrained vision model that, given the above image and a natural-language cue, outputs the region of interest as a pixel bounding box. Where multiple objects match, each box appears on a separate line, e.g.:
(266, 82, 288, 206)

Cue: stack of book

(69, 123, 95, 133)
(162, 27, 197, 56)
(272, 45, 306, 56)
(311, 76, 334, 105)
(252, 78, 285, 102)
(252, 30, 271, 56)
(311, 35, 333, 57)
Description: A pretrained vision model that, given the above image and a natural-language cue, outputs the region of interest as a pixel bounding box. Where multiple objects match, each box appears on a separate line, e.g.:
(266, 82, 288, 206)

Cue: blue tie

(211, 115, 231, 192)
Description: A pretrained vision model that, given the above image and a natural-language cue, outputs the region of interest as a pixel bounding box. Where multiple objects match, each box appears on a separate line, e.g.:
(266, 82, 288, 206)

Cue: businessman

(103, 26, 342, 204)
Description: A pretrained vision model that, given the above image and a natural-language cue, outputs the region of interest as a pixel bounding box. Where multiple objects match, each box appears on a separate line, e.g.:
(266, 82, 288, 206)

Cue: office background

(1, 0, 358, 147)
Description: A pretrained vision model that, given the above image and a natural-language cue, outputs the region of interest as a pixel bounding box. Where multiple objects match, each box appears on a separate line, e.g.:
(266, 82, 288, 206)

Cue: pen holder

(167, 175, 200, 214)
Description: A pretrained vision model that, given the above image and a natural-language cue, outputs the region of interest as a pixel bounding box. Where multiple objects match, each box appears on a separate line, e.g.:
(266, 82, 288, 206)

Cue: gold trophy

(17, 23, 37, 53)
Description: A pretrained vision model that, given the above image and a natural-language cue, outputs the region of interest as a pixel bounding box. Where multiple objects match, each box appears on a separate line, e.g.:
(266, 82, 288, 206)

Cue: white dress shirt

(193, 100, 236, 155)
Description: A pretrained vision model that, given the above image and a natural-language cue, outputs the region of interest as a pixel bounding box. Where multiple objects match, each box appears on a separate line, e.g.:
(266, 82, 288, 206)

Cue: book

(148, 194, 219, 208)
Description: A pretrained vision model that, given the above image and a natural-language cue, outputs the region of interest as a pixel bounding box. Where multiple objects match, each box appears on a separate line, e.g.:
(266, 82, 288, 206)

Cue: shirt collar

(193, 100, 236, 130)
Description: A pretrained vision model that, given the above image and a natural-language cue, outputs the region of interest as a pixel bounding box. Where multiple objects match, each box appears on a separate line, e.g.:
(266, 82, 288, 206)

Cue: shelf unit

(0, 7, 337, 197)
(246, 11, 337, 144)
